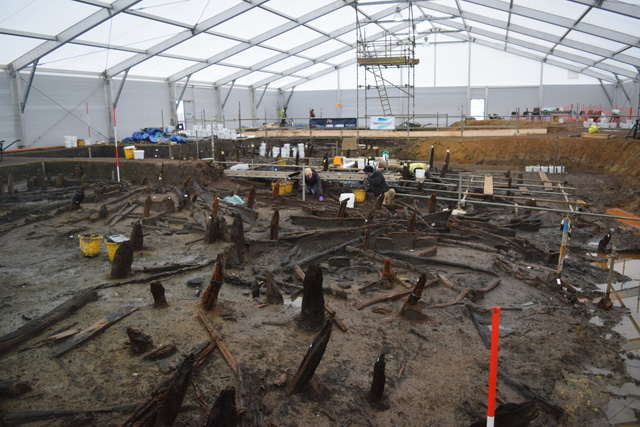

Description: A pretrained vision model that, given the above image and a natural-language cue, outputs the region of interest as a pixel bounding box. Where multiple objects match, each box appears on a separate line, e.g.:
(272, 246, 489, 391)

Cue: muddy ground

(1, 126, 640, 426)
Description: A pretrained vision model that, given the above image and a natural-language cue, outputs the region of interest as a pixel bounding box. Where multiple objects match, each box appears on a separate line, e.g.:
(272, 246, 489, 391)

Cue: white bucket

(281, 145, 289, 158)
(541, 166, 548, 173)
(133, 150, 145, 160)
(63, 136, 77, 148)
(525, 166, 533, 172)
(84, 138, 92, 146)
(548, 165, 555, 173)
(291, 147, 297, 158)
(357, 159, 365, 170)
(272, 147, 280, 158)
(297, 143, 305, 158)
(259, 142, 266, 157)
(415, 169, 426, 179)
(339, 193, 355, 209)
(559, 118, 565, 124)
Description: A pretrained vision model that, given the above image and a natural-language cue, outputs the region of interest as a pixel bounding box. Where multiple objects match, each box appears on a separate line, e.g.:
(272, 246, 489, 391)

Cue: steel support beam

(599, 79, 614, 107)
(20, 59, 39, 113)
(222, 80, 236, 110)
(614, 75, 633, 107)
(112, 68, 129, 108)
(9, 0, 142, 73)
(256, 83, 269, 109)
(176, 75, 191, 110)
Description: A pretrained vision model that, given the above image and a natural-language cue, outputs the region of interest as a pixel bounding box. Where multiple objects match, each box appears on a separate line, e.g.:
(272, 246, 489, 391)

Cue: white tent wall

(114, 79, 171, 139)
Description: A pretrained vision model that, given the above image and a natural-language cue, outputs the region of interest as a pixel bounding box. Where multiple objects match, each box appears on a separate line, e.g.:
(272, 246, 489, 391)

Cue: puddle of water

(593, 254, 640, 425)
(590, 316, 604, 326)
(584, 366, 614, 376)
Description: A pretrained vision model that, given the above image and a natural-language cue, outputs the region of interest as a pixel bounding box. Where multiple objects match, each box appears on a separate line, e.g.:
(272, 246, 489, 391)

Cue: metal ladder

(363, 42, 392, 116)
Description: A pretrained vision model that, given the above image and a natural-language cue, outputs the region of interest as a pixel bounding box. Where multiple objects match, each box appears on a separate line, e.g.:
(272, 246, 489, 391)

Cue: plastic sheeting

(123, 128, 187, 144)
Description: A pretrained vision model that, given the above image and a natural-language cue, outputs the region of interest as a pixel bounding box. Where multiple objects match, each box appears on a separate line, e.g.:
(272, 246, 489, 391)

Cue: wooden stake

(110, 240, 133, 279)
(246, 187, 256, 209)
(154, 353, 195, 427)
(270, 209, 279, 240)
(202, 254, 225, 310)
(7, 173, 14, 194)
(230, 214, 248, 264)
(367, 353, 386, 405)
(336, 199, 348, 218)
(131, 220, 143, 251)
(429, 193, 437, 213)
(287, 321, 332, 394)
(301, 265, 325, 330)
(400, 273, 431, 316)
(407, 211, 417, 232)
(272, 182, 280, 199)
(55, 173, 65, 188)
(143, 195, 152, 218)
(182, 176, 192, 189)
(440, 149, 450, 177)
(265, 271, 284, 305)
(364, 229, 371, 250)
(150, 281, 168, 308)
(356, 290, 412, 310)
(164, 197, 174, 213)
(0, 176, 3, 195)
(211, 193, 220, 218)
(205, 387, 237, 427)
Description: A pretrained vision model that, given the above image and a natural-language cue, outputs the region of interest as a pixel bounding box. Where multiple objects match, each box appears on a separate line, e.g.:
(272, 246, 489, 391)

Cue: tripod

(626, 119, 639, 139)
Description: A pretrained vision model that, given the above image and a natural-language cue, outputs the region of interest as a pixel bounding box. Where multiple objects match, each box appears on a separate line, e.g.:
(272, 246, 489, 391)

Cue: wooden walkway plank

(537, 170, 553, 192)
(483, 175, 494, 195)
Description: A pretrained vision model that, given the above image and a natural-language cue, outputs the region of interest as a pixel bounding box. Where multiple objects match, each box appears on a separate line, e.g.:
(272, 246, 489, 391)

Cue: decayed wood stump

(55, 173, 65, 188)
(400, 273, 427, 316)
(150, 281, 169, 308)
(211, 193, 220, 219)
(407, 211, 417, 232)
(144, 344, 177, 361)
(143, 196, 152, 218)
(270, 209, 279, 240)
(264, 271, 284, 305)
(301, 265, 325, 330)
(230, 214, 248, 264)
(126, 327, 154, 355)
(367, 353, 386, 405)
(164, 197, 174, 213)
(364, 229, 371, 250)
(202, 254, 225, 310)
(205, 387, 237, 427)
(429, 193, 437, 213)
(153, 353, 195, 427)
(131, 220, 144, 251)
(336, 199, 348, 218)
(246, 187, 256, 209)
(8, 173, 14, 194)
(287, 321, 332, 394)
(110, 240, 133, 279)
(205, 216, 228, 244)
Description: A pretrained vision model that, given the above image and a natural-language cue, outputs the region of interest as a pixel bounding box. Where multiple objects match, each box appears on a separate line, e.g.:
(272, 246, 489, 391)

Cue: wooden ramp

(483, 175, 494, 195)
(537, 170, 553, 192)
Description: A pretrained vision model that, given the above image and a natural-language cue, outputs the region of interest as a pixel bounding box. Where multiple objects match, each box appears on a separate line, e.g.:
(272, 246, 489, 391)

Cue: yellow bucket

(79, 234, 103, 257)
(124, 146, 135, 159)
(277, 159, 287, 165)
(354, 189, 366, 202)
(272, 182, 287, 195)
(77, 139, 85, 147)
(106, 241, 121, 262)
(282, 181, 292, 194)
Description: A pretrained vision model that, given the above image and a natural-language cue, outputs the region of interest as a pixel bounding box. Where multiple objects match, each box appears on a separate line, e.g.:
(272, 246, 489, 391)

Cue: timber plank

(483, 175, 494, 195)
(52, 306, 139, 357)
(537, 170, 553, 192)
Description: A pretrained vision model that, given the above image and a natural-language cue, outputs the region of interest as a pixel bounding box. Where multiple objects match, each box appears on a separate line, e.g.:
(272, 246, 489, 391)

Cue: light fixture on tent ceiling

(393, 6, 403, 22)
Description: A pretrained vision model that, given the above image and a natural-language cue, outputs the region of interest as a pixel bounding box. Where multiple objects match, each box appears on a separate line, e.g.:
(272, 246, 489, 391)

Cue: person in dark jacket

(305, 168, 323, 201)
(364, 165, 395, 204)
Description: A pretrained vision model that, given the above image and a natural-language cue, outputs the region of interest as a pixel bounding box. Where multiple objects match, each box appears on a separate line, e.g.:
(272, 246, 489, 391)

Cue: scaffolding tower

(356, 2, 418, 127)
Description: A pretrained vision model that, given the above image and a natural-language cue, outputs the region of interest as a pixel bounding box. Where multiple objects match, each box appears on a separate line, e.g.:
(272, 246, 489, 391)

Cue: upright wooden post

(150, 281, 168, 308)
(0, 177, 3, 195)
(428, 145, 434, 169)
(301, 265, 325, 330)
(400, 273, 427, 316)
(287, 321, 332, 394)
(270, 209, 279, 240)
(364, 229, 371, 250)
(131, 220, 143, 251)
(407, 211, 417, 232)
(367, 353, 386, 405)
(246, 187, 256, 209)
(264, 271, 284, 305)
(202, 253, 225, 310)
(429, 193, 437, 213)
(126, 327, 154, 355)
(336, 199, 348, 218)
(230, 214, 248, 264)
(211, 193, 220, 219)
(111, 240, 133, 279)
(272, 182, 280, 199)
(55, 173, 65, 188)
(143, 196, 152, 218)
(440, 149, 450, 177)
(164, 197, 174, 213)
(7, 173, 14, 194)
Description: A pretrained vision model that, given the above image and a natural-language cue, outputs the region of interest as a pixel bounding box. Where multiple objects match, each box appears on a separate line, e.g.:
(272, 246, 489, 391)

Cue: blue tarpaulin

(123, 128, 187, 144)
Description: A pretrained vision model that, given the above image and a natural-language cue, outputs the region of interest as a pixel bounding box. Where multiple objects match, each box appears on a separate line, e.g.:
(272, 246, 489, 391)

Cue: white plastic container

(541, 166, 548, 173)
(281, 144, 290, 158)
(525, 166, 533, 172)
(357, 159, 365, 170)
(64, 136, 78, 148)
(297, 143, 305, 158)
(259, 142, 267, 157)
(133, 150, 145, 159)
(271, 147, 280, 158)
(339, 193, 356, 209)
(548, 166, 555, 173)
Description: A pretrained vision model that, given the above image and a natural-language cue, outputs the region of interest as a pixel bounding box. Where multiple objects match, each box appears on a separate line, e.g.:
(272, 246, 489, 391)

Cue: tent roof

(1, 0, 638, 89)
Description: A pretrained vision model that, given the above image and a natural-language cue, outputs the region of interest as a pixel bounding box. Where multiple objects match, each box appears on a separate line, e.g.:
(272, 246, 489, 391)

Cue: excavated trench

(1, 128, 640, 426)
